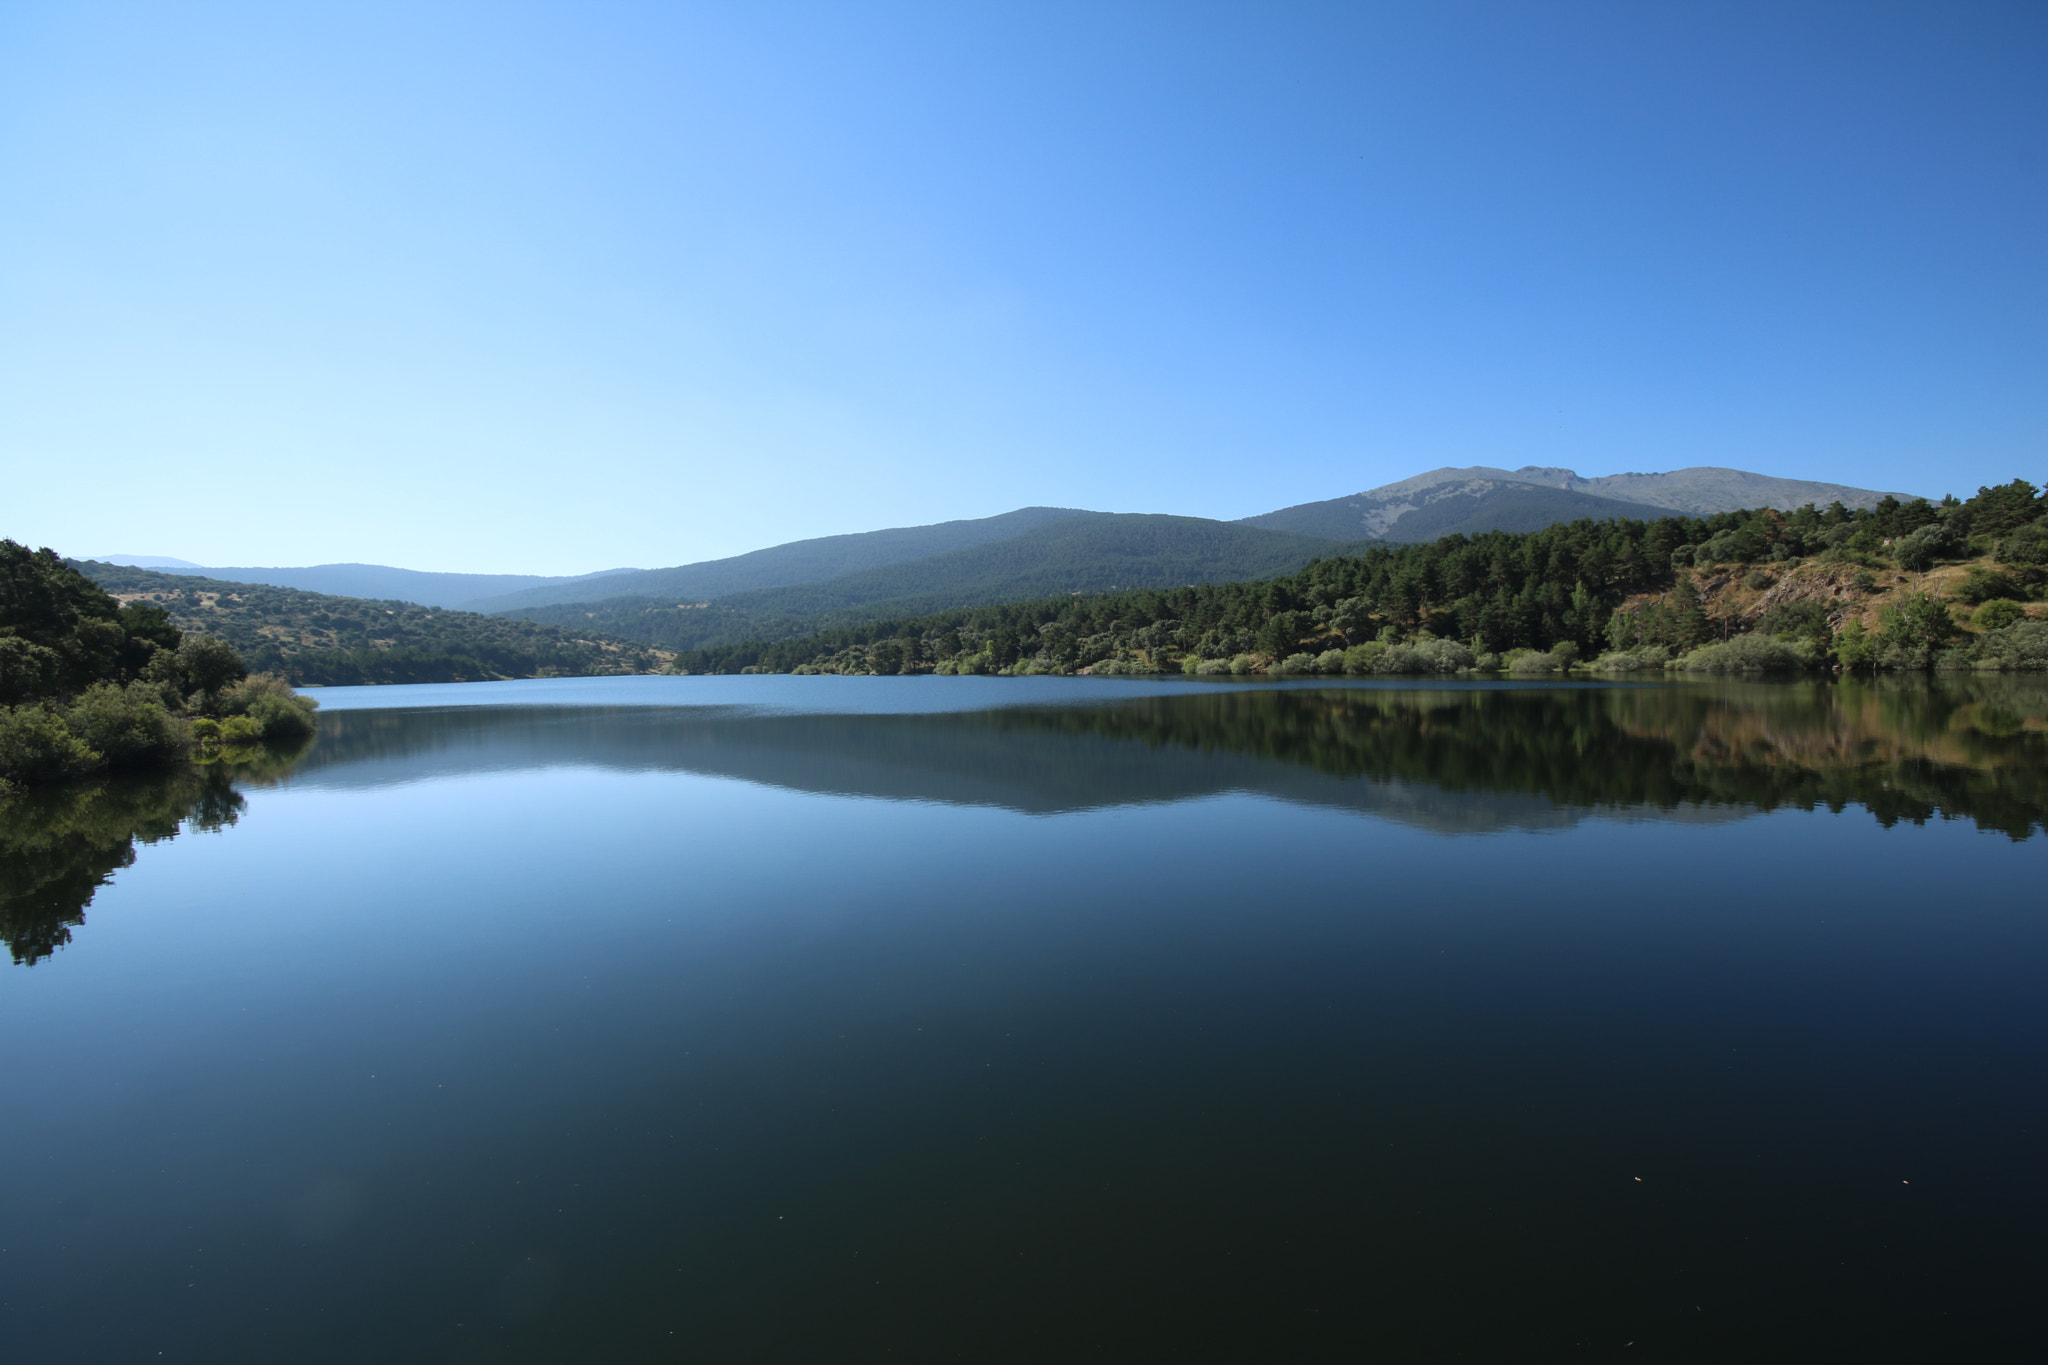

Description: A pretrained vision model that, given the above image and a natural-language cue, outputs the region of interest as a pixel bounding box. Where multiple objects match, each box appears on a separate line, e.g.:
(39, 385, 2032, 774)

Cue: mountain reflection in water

(7, 676, 2041, 969)
(296, 676, 2048, 838)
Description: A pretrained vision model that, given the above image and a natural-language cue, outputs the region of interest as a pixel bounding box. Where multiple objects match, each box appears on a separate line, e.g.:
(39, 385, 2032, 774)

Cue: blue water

(2, 676, 2043, 1361)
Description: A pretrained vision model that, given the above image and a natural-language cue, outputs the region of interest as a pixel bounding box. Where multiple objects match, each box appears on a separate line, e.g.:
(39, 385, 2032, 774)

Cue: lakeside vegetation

(659, 482, 2048, 677)
(72, 560, 670, 685)
(1, 542, 319, 790)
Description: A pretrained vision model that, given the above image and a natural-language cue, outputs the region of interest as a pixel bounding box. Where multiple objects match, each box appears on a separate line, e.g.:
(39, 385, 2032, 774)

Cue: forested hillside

(73, 562, 667, 685)
(501, 514, 1356, 651)
(663, 483, 2048, 677)
(131, 561, 641, 610)
(470, 506, 1095, 612)
(1, 542, 319, 789)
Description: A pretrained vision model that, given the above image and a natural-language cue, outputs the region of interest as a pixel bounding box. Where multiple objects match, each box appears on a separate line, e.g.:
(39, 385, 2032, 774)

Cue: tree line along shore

(665, 481, 2048, 677)
(7, 478, 2045, 790)
(1, 543, 318, 789)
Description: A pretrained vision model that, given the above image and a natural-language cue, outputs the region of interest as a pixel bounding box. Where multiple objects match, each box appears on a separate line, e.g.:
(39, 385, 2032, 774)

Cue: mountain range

(93, 464, 1926, 653)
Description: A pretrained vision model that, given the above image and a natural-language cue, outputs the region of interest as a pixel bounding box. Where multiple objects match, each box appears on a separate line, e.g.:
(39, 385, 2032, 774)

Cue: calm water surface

(3, 675, 2045, 1362)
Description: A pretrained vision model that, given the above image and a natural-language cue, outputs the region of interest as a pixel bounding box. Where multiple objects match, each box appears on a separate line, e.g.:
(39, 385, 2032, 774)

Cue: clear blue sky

(3, 1, 2042, 574)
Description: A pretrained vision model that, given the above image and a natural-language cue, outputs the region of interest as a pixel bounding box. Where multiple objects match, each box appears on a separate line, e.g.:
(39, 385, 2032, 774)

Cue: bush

(63, 682, 192, 769)
(219, 673, 320, 740)
(1228, 654, 1259, 675)
(1974, 599, 2027, 632)
(1954, 567, 2024, 605)
(1973, 620, 2048, 671)
(1676, 635, 1805, 673)
(0, 707, 99, 783)
(1194, 657, 1234, 676)
(1590, 645, 1671, 672)
(1894, 522, 1965, 572)
(1273, 652, 1317, 675)
(1508, 650, 1561, 673)
(1341, 642, 1387, 674)
(1315, 649, 1348, 674)
(1472, 652, 1502, 672)
(1377, 638, 1476, 674)
(1996, 521, 2048, 568)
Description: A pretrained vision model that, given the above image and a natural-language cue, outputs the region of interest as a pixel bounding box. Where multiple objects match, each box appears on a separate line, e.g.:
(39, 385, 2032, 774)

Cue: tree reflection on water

(0, 741, 311, 966)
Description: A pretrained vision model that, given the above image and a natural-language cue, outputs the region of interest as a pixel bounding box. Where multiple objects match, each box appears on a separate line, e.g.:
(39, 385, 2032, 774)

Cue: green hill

(501, 514, 1357, 652)
(470, 506, 1096, 613)
(111, 562, 644, 610)
(71, 562, 667, 685)
(655, 480, 2047, 678)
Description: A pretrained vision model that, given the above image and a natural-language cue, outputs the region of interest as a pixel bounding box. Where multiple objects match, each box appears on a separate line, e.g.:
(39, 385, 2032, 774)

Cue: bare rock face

(1242, 465, 1928, 543)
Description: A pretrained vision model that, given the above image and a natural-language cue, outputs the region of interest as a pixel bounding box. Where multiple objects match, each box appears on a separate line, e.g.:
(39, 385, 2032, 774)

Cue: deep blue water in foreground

(2, 675, 2044, 1362)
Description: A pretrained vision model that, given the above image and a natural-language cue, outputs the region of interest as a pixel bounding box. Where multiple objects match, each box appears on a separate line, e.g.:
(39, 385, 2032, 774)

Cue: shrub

(1472, 652, 1502, 671)
(1378, 638, 1475, 673)
(1590, 646, 1670, 672)
(1341, 642, 1387, 674)
(1194, 658, 1234, 676)
(1893, 522, 1965, 572)
(1974, 599, 2027, 632)
(1228, 654, 1259, 675)
(1955, 567, 2024, 605)
(1315, 649, 1347, 674)
(63, 682, 192, 769)
(1996, 521, 2048, 568)
(1273, 652, 1317, 675)
(1973, 620, 2048, 671)
(0, 706, 99, 783)
(1743, 568, 1775, 591)
(1508, 650, 1561, 673)
(1676, 635, 1804, 673)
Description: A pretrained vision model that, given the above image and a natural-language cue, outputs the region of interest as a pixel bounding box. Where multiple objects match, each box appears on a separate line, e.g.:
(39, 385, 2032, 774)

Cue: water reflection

(299, 676, 2048, 839)
(0, 743, 311, 965)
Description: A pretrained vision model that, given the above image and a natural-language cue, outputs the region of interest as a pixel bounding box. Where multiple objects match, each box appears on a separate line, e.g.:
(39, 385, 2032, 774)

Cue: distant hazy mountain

(94, 554, 203, 568)
(501, 514, 1353, 653)
(1242, 464, 1922, 542)
(93, 561, 642, 610)
(469, 506, 1096, 613)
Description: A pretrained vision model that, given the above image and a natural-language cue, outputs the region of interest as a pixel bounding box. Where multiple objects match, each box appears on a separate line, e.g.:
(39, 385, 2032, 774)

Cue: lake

(3, 674, 2044, 1361)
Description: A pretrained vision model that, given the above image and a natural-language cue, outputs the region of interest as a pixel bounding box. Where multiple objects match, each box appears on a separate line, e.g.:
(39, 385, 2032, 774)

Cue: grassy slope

(502, 514, 1358, 651)
(73, 562, 668, 685)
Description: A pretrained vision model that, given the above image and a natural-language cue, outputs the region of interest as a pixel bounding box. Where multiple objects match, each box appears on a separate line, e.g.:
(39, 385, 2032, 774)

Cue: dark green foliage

(218, 673, 320, 741)
(0, 765, 245, 964)
(473, 506, 1097, 612)
(63, 682, 192, 770)
(0, 707, 101, 784)
(71, 560, 665, 685)
(1894, 521, 1966, 572)
(502, 515, 1356, 653)
(0, 542, 322, 786)
(656, 493, 2048, 678)
(1960, 480, 2045, 537)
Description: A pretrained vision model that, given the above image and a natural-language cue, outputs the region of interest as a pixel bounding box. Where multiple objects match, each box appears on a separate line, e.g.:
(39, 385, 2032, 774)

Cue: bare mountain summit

(1243, 465, 1924, 543)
